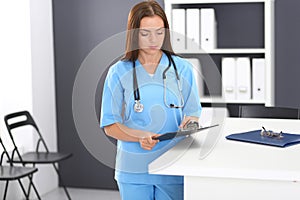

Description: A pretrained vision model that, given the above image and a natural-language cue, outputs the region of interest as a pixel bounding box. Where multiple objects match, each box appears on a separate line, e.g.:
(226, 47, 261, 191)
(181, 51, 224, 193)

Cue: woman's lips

(149, 46, 158, 49)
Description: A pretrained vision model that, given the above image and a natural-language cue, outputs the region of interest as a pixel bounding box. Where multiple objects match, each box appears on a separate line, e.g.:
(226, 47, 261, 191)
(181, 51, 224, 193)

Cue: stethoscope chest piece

(132, 54, 184, 113)
(134, 100, 144, 112)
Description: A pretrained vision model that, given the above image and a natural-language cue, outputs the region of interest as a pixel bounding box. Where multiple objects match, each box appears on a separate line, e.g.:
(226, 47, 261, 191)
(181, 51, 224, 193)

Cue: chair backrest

(4, 111, 39, 131)
(4, 111, 49, 154)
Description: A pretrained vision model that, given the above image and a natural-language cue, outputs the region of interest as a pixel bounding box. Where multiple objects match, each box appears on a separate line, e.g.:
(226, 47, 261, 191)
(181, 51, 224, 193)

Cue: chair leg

(52, 163, 72, 200)
(17, 179, 29, 200)
(27, 174, 41, 200)
(3, 180, 9, 200)
(26, 175, 32, 198)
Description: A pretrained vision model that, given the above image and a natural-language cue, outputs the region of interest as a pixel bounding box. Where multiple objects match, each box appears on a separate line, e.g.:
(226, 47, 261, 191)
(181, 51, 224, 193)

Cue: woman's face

(138, 15, 165, 55)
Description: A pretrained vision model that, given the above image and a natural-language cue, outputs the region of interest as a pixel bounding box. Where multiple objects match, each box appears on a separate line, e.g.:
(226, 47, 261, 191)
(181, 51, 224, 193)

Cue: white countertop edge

(149, 165, 300, 182)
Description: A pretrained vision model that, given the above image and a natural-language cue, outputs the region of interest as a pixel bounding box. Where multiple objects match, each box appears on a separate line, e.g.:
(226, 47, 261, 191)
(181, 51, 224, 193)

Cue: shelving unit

(164, 0, 275, 106)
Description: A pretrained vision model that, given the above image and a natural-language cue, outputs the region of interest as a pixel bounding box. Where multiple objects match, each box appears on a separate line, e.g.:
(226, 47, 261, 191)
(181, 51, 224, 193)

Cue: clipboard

(154, 124, 219, 141)
(226, 130, 300, 148)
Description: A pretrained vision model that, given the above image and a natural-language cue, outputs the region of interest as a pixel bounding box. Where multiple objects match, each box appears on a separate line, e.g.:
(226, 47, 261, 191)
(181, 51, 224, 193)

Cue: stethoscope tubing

(132, 54, 185, 112)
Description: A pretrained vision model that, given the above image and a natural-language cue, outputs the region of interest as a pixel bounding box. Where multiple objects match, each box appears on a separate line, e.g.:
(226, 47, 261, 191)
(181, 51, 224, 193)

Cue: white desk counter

(149, 118, 300, 200)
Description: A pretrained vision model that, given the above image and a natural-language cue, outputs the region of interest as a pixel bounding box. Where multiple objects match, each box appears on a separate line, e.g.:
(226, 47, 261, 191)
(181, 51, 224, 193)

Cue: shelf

(165, 0, 274, 106)
(176, 48, 265, 54)
(200, 96, 265, 104)
(166, 0, 267, 4)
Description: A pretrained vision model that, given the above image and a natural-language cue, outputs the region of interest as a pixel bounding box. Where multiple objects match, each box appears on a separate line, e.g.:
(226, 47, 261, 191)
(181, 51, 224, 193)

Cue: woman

(100, 1, 202, 199)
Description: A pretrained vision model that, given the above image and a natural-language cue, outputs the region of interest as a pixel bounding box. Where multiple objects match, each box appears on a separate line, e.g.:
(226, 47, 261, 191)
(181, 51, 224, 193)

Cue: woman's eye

(157, 31, 164, 35)
(140, 32, 149, 37)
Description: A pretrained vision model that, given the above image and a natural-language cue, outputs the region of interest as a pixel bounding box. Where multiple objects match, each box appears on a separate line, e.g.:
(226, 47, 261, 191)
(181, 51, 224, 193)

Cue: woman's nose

(148, 32, 156, 42)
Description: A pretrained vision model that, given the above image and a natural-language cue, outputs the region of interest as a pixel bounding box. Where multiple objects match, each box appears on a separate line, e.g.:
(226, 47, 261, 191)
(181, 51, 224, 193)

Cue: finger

(179, 117, 190, 128)
(141, 145, 152, 150)
(143, 139, 158, 147)
(152, 134, 161, 138)
(141, 143, 154, 150)
(145, 136, 158, 144)
(142, 146, 152, 150)
(140, 138, 153, 147)
(151, 134, 160, 141)
(141, 139, 157, 150)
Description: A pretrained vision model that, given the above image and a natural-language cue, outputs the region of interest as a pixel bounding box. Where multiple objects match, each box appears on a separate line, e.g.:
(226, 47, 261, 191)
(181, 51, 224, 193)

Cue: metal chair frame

(4, 111, 72, 200)
(0, 137, 41, 200)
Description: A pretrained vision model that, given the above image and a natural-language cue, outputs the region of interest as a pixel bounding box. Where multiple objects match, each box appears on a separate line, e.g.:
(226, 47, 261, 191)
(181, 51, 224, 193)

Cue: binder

(200, 8, 217, 50)
(236, 57, 251, 100)
(222, 57, 236, 100)
(252, 58, 265, 101)
(172, 9, 185, 51)
(185, 58, 204, 97)
(186, 8, 200, 51)
(226, 130, 300, 148)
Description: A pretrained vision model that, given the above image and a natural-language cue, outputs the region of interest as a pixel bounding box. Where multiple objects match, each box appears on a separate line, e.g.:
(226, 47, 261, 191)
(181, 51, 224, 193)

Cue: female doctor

(100, 1, 202, 199)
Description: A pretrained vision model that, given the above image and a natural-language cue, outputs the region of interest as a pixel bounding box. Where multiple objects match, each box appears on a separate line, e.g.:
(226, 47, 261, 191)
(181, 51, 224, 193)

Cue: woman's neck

(138, 50, 163, 74)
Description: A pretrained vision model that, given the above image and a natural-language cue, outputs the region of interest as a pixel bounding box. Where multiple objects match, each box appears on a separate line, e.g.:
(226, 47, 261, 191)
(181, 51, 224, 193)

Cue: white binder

(172, 9, 185, 51)
(236, 57, 251, 100)
(200, 8, 217, 50)
(252, 58, 265, 101)
(185, 58, 204, 97)
(186, 8, 200, 51)
(222, 57, 236, 100)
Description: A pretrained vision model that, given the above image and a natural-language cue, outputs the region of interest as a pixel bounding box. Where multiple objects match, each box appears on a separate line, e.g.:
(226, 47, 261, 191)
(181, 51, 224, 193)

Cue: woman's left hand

(179, 115, 199, 130)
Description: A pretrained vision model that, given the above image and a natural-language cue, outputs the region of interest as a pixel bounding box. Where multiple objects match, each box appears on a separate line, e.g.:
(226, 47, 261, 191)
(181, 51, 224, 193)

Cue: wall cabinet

(164, 0, 275, 106)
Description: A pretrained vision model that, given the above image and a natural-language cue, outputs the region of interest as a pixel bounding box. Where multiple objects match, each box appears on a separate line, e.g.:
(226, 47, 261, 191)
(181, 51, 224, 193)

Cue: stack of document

(171, 8, 217, 51)
(222, 57, 265, 101)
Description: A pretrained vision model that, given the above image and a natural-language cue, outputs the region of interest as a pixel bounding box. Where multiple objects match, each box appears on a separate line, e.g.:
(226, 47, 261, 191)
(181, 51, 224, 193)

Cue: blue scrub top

(100, 53, 202, 184)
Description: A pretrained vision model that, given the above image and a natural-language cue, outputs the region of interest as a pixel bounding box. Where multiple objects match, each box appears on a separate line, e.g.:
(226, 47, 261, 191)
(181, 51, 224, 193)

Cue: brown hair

(122, 0, 175, 62)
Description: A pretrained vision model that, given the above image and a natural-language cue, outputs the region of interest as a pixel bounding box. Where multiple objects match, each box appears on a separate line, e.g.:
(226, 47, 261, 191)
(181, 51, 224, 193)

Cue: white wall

(30, 0, 58, 196)
(0, 0, 57, 198)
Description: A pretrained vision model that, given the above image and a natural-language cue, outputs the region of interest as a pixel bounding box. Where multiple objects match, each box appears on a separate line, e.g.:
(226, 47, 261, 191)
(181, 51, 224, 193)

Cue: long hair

(122, 0, 175, 62)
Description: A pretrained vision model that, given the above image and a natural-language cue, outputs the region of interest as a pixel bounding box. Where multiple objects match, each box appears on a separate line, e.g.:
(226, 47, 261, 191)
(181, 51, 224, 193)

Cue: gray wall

(53, 0, 164, 189)
(275, 0, 300, 109)
(53, 0, 300, 190)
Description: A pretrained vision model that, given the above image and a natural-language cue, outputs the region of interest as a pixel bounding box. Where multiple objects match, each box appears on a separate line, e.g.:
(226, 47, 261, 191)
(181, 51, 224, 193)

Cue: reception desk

(149, 118, 300, 200)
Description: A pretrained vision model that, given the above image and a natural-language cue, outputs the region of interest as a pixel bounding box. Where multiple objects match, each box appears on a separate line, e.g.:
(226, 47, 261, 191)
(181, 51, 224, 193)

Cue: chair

(4, 111, 73, 200)
(0, 136, 40, 200)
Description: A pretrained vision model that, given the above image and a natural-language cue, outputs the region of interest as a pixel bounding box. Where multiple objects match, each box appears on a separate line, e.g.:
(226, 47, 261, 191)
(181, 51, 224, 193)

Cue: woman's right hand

(139, 134, 160, 150)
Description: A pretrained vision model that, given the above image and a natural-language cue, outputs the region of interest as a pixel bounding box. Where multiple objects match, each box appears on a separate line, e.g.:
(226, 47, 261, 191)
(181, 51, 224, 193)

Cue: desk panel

(149, 118, 300, 199)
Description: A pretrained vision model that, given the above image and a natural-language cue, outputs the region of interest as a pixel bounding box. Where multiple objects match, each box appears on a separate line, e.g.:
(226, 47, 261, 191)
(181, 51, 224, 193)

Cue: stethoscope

(133, 54, 185, 112)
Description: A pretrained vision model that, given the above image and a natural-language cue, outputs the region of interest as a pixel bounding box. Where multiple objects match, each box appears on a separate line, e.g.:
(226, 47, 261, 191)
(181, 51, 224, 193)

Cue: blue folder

(226, 130, 300, 148)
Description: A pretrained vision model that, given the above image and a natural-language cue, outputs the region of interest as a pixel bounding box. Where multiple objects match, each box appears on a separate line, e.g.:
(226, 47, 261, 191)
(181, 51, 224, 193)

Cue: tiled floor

(41, 187, 121, 200)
